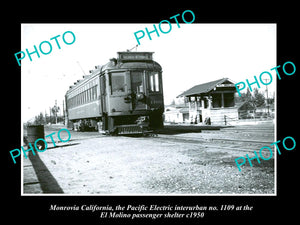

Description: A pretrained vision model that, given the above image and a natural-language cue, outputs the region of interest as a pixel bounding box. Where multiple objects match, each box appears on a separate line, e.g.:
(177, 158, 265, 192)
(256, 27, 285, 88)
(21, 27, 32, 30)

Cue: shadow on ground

(28, 151, 64, 193)
(156, 125, 222, 135)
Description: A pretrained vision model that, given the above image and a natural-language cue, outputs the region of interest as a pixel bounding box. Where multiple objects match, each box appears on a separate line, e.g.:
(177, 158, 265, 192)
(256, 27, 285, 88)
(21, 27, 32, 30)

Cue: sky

(21, 23, 276, 122)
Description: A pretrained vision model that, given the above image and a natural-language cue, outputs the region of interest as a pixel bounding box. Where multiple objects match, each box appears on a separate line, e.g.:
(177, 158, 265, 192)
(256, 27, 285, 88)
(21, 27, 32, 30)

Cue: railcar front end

(102, 52, 164, 135)
(65, 51, 164, 135)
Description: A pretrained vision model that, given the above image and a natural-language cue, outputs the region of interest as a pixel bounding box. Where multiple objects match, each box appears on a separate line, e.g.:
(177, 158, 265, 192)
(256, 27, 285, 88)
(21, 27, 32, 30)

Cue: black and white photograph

(21, 23, 276, 195)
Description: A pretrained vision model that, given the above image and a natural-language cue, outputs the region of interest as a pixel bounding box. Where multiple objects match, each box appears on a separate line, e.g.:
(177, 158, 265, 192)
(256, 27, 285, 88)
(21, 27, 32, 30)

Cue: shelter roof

(177, 78, 234, 97)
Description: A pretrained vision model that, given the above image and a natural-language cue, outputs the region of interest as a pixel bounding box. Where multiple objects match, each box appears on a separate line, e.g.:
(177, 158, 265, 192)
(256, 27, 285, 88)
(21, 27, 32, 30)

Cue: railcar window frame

(110, 72, 127, 95)
(67, 81, 99, 109)
(131, 71, 144, 94)
(93, 85, 97, 100)
(149, 72, 160, 93)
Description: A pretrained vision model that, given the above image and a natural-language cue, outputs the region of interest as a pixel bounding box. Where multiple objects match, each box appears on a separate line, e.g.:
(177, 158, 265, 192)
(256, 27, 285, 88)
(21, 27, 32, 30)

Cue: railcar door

(100, 75, 106, 114)
(109, 71, 132, 114)
(130, 71, 147, 110)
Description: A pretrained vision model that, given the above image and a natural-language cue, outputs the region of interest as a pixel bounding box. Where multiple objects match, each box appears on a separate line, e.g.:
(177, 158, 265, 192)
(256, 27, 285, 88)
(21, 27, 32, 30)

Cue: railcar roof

(66, 51, 161, 94)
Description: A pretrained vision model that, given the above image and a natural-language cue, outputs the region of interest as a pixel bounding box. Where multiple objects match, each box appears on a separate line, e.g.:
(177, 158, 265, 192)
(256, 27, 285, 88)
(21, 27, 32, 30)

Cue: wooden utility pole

(62, 100, 65, 125)
(49, 107, 52, 124)
(45, 109, 47, 124)
(263, 79, 270, 116)
(55, 100, 58, 124)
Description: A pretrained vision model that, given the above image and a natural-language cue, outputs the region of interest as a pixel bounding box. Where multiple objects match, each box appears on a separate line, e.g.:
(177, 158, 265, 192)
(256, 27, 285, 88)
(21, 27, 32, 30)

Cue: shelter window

(224, 93, 235, 107)
(212, 93, 222, 108)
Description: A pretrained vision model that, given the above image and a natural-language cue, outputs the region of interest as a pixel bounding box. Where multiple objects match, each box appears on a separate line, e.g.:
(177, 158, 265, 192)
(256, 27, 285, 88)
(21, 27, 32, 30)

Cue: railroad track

(204, 137, 273, 145)
(153, 134, 274, 154)
(155, 134, 273, 145)
(208, 129, 274, 134)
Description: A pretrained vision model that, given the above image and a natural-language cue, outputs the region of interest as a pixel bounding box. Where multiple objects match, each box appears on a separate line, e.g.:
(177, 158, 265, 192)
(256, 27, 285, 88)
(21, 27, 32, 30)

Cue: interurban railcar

(65, 52, 164, 135)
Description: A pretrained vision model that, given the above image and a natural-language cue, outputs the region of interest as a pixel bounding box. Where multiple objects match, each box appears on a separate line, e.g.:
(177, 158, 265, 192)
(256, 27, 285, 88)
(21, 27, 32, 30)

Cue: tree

(235, 88, 255, 111)
(253, 88, 265, 108)
(170, 99, 176, 105)
(236, 87, 265, 108)
(34, 112, 45, 125)
(236, 88, 251, 102)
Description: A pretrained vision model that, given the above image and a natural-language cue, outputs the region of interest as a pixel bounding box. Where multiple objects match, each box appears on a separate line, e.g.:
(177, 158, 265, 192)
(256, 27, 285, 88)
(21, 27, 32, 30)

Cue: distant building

(177, 78, 239, 125)
(164, 104, 189, 124)
(237, 100, 275, 119)
(236, 101, 255, 119)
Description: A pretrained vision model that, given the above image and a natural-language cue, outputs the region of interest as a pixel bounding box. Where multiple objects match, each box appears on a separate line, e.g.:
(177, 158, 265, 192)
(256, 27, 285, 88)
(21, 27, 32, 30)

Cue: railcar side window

(93, 86, 97, 100)
(111, 73, 126, 94)
(149, 73, 160, 92)
(90, 85, 97, 100)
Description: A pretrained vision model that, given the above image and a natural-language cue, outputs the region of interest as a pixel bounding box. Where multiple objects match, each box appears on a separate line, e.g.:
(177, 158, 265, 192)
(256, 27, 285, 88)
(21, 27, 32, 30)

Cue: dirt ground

(23, 120, 275, 195)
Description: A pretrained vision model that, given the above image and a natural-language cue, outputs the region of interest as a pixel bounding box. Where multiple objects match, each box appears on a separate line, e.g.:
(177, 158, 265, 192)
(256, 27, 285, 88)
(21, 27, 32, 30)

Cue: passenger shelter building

(177, 78, 238, 125)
